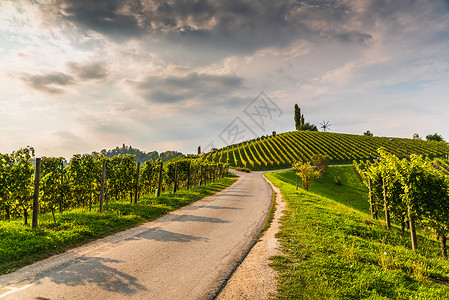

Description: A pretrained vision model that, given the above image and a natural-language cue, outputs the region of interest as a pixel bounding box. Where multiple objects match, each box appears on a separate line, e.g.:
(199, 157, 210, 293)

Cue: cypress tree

(294, 104, 301, 130)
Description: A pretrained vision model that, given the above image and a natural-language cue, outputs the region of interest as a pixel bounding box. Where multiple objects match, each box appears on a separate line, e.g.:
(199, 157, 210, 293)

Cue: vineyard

(0, 146, 228, 225)
(354, 149, 449, 259)
(202, 131, 449, 169)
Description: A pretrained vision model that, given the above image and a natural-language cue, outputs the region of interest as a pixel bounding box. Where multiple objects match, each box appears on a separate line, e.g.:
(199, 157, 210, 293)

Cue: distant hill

(93, 144, 184, 163)
(201, 131, 449, 170)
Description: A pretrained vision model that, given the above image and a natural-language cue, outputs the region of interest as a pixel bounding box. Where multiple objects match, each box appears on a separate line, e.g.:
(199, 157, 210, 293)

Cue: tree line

(353, 148, 449, 259)
(0, 146, 229, 226)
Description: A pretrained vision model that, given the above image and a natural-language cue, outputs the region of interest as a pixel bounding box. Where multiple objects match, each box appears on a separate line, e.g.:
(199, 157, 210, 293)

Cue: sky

(1, 0, 449, 159)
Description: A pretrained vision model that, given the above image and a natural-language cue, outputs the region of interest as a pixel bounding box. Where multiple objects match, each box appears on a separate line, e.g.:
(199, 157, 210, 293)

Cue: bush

(235, 167, 251, 173)
(334, 176, 341, 185)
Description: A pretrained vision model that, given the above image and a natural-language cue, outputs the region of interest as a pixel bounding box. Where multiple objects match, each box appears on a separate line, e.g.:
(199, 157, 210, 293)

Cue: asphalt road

(0, 170, 272, 300)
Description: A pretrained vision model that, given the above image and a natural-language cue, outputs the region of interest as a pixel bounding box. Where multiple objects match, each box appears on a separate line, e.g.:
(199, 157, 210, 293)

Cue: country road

(0, 170, 273, 300)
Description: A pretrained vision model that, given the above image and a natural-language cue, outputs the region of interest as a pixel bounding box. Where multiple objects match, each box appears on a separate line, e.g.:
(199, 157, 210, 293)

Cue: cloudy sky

(1, 0, 449, 158)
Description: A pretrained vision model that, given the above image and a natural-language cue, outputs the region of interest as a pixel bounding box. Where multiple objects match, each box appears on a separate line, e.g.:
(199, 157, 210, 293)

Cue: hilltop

(202, 131, 449, 169)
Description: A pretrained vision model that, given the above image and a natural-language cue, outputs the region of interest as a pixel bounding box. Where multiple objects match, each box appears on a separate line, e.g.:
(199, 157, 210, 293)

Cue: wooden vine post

(383, 178, 391, 230)
(441, 234, 447, 259)
(187, 163, 191, 190)
(32, 158, 41, 229)
(134, 162, 140, 204)
(99, 160, 106, 213)
(104, 167, 109, 211)
(406, 188, 418, 250)
(157, 161, 163, 197)
(194, 165, 197, 186)
(368, 177, 374, 219)
(59, 158, 64, 213)
(173, 162, 178, 193)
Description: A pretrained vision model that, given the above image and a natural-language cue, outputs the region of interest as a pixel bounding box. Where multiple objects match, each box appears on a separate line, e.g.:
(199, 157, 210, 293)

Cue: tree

(312, 154, 330, 178)
(426, 133, 444, 142)
(294, 104, 301, 130)
(198, 146, 201, 155)
(294, 104, 317, 131)
(364, 131, 373, 137)
(292, 161, 320, 191)
(413, 133, 420, 140)
(299, 123, 318, 131)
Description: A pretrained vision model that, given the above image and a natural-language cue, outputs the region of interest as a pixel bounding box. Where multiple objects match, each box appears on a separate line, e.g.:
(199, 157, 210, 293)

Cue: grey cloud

(67, 61, 110, 81)
(44, 0, 372, 51)
(129, 72, 244, 103)
(55, 0, 145, 42)
(20, 72, 74, 94)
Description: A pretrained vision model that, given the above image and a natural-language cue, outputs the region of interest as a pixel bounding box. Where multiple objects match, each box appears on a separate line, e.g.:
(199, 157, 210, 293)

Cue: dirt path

(217, 174, 285, 300)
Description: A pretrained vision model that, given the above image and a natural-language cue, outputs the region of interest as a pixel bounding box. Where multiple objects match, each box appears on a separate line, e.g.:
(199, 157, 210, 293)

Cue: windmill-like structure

(320, 120, 331, 132)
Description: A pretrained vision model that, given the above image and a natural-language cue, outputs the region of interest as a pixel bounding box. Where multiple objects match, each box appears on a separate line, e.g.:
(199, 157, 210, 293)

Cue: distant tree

(299, 123, 318, 131)
(292, 161, 320, 191)
(93, 145, 180, 163)
(198, 146, 201, 155)
(364, 130, 373, 137)
(312, 154, 330, 178)
(272, 131, 276, 136)
(413, 133, 421, 140)
(294, 104, 301, 130)
(294, 104, 317, 131)
(426, 133, 445, 142)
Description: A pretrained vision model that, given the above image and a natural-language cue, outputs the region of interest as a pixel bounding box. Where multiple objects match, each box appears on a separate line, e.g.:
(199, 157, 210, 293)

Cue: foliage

(266, 168, 449, 299)
(334, 176, 341, 185)
(426, 133, 445, 142)
(294, 104, 301, 130)
(0, 148, 229, 226)
(294, 103, 317, 131)
(202, 130, 449, 170)
(292, 161, 320, 191)
(297, 123, 318, 131)
(94, 144, 184, 163)
(312, 154, 330, 178)
(354, 149, 449, 258)
(364, 130, 373, 136)
(0, 175, 237, 275)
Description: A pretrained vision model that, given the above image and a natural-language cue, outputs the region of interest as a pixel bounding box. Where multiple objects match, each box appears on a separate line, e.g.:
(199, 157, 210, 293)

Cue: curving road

(0, 170, 272, 300)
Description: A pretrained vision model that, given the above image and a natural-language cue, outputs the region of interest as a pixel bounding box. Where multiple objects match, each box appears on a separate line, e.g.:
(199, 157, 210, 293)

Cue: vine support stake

(187, 163, 191, 190)
(173, 162, 178, 193)
(99, 160, 106, 213)
(157, 161, 163, 197)
(59, 158, 64, 214)
(32, 157, 41, 229)
(383, 178, 390, 230)
(368, 177, 374, 219)
(134, 162, 140, 204)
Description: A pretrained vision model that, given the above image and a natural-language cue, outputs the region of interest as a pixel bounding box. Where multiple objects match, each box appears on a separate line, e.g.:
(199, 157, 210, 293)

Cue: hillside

(202, 131, 449, 169)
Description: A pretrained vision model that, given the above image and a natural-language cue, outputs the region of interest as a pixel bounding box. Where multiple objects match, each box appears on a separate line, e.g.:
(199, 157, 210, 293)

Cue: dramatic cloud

(1, 0, 449, 158)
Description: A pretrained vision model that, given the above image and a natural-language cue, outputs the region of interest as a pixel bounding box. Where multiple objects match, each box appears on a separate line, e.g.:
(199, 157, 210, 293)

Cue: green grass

(266, 167, 449, 299)
(0, 175, 237, 275)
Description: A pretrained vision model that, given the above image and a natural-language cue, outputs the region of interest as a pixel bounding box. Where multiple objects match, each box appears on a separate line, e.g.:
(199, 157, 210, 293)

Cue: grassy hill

(202, 131, 449, 169)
